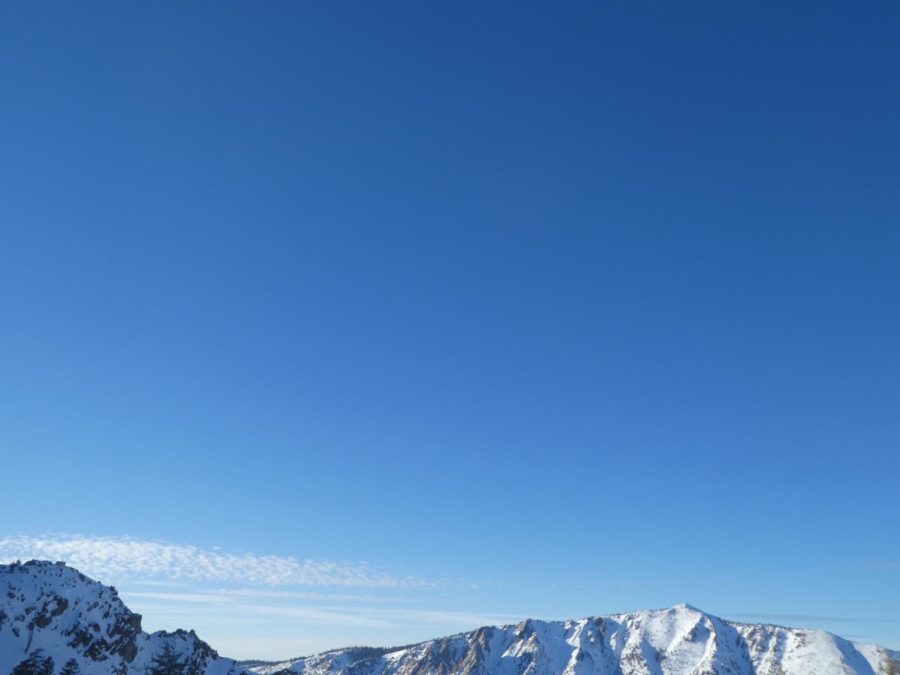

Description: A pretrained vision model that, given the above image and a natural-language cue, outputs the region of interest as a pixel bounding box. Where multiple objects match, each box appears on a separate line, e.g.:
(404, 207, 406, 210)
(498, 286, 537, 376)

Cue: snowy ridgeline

(0, 561, 245, 675)
(1, 561, 898, 675)
(248, 609, 900, 675)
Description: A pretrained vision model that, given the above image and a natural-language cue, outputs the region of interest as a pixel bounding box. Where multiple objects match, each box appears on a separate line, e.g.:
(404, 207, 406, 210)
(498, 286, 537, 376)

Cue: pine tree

(185, 652, 207, 675)
(12, 650, 52, 675)
(38, 655, 55, 675)
(11, 654, 39, 675)
(60, 658, 82, 675)
(146, 642, 186, 675)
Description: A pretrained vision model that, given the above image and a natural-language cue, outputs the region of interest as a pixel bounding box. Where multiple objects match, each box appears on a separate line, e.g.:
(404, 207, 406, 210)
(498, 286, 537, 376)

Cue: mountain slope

(1, 560, 896, 675)
(0, 560, 247, 675)
(248, 605, 899, 675)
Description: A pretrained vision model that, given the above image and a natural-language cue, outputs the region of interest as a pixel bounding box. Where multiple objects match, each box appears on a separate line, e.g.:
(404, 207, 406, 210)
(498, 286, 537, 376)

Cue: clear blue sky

(1, 1, 898, 659)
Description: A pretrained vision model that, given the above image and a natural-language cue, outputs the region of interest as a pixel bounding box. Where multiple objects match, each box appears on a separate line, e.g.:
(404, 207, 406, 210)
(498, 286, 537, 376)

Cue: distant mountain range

(246, 606, 898, 675)
(0, 560, 896, 675)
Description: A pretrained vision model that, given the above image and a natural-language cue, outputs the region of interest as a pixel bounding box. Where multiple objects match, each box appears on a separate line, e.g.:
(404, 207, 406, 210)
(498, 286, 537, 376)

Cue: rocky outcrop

(0, 561, 248, 675)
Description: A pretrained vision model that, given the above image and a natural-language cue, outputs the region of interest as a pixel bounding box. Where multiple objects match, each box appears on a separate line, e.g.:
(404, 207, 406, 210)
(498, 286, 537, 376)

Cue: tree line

(7, 643, 207, 675)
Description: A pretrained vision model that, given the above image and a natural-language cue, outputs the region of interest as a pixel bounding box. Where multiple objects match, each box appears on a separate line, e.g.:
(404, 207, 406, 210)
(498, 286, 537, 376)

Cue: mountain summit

(0, 560, 245, 674)
(249, 604, 899, 675)
(1, 560, 897, 675)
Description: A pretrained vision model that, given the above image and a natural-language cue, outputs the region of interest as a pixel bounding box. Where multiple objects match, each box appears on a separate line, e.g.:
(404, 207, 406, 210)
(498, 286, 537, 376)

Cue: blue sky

(1, 0, 899, 660)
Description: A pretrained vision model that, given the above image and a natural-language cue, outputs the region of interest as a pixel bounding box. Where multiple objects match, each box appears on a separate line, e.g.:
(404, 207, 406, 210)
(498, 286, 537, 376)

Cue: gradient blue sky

(1, 0, 899, 660)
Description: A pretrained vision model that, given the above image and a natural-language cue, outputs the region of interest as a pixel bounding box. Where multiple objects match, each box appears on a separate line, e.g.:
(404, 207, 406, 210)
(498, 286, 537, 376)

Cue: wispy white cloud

(210, 588, 413, 603)
(0, 534, 429, 588)
(0, 534, 511, 660)
(728, 612, 900, 637)
(124, 590, 519, 629)
(373, 608, 522, 627)
(126, 592, 237, 604)
(730, 612, 899, 625)
(132, 588, 411, 603)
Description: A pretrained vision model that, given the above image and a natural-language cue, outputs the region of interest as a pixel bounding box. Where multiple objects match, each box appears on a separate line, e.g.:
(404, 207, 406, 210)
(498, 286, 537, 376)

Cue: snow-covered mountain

(0, 560, 247, 675)
(248, 607, 899, 675)
(2, 560, 897, 675)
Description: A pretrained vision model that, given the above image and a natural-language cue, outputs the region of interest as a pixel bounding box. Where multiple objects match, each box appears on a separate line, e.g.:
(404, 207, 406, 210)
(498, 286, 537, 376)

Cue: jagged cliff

(0, 561, 247, 675)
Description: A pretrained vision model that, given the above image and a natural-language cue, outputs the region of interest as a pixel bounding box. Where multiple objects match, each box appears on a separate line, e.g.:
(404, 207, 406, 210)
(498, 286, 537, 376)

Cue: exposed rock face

(0, 560, 248, 675)
(248, 605, 900, 675)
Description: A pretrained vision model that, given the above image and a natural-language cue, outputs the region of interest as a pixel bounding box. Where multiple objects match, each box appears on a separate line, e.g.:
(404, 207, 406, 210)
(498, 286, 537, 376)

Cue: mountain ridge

(1, 560, 897, 675)
(0, 560, 246, 675)
(244, 604, 899, 675)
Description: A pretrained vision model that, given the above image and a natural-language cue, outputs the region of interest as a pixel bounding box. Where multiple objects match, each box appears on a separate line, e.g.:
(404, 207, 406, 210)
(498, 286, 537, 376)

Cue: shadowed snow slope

(1, 561, 897, 675)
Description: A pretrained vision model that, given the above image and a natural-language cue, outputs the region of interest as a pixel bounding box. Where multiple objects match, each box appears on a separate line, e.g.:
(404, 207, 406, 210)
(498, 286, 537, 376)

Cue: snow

(0, 560, 248, 675)
(247, 604, 897, 675)
(2, 560, 896, 675)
